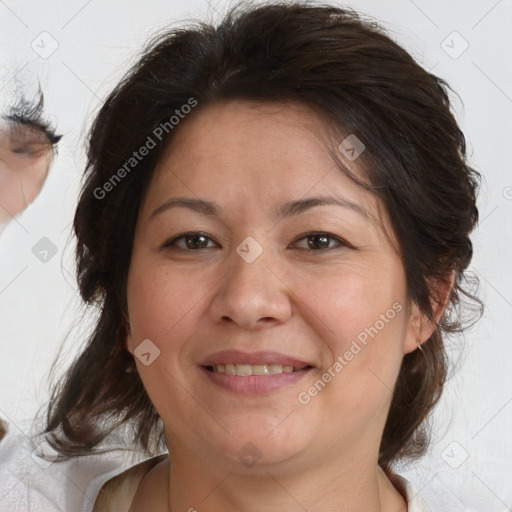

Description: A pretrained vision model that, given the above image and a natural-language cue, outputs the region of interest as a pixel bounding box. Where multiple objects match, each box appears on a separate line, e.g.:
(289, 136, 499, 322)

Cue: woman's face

(126, 100, 428, 473)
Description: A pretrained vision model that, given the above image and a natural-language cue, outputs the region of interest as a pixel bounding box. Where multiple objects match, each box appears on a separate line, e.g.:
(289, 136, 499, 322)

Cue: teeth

(211, 363, 305, 375)
(252, 364, 269, 375)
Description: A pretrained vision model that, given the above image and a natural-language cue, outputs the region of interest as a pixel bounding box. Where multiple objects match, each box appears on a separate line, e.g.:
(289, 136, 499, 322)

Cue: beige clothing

(93, 455, 431, 512)
(93, 454, 167, 511)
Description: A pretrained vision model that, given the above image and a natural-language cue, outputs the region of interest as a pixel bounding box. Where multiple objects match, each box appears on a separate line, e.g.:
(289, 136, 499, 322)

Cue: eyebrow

(149, 195, 370, 221)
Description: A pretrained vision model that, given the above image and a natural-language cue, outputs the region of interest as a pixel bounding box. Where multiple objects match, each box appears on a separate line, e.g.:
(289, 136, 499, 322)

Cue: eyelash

(161, 231, 353, 252)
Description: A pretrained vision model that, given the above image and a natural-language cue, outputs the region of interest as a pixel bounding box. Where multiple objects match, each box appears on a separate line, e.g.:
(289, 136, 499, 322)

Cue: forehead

(149, 100, 364, 199)
(161, 101, 329, 174)
(141, 100, 393, 238)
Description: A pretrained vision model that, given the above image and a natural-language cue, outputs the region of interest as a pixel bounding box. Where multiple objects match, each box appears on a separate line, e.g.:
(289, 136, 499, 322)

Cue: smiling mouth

(205, 363, 312, 376)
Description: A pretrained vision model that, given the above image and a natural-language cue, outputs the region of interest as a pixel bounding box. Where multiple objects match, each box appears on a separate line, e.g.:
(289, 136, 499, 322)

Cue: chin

(205, 417, 314, 473)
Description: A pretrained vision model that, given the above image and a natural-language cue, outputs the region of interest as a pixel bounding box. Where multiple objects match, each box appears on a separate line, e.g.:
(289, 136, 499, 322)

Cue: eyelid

(161, 230, 355, 252)
(291, 231, 355, 251)
(11, 144, 49, 158)
(161, 231, 219, 250)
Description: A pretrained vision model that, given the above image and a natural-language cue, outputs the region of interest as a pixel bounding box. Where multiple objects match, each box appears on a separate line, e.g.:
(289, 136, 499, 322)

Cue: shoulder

(0, 422, 167, 512)
(93, 454, 168, 512)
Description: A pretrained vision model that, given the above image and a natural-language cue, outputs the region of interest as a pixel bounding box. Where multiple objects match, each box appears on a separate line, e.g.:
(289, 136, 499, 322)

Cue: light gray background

(0, 1, 511, 510)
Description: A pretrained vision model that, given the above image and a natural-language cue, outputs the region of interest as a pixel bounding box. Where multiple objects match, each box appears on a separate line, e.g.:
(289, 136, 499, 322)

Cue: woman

(16, 2, 480, 510)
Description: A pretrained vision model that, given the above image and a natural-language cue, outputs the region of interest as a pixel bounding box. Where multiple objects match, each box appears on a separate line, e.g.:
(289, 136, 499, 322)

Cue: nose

(208, 243, 293, 331)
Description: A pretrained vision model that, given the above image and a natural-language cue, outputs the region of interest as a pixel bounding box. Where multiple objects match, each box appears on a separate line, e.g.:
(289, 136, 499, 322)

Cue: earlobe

(123, 313, 135, 355)
(404, 301, 427, 354)
(404, 271, 455, 354)
(428, 270, 456, 327)
(126, 333, 134, 355)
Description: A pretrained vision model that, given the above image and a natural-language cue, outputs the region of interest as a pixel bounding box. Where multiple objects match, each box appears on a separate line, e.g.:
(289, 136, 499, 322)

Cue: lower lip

(200, 366, 312, 396)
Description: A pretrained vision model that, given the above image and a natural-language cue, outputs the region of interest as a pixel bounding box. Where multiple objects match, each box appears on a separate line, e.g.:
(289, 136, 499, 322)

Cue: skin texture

(0, 122, 54, 226)
(124, 100, 452, 511)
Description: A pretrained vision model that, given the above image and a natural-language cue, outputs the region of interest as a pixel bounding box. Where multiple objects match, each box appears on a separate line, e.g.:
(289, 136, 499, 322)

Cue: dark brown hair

(42, 1, 482, 474)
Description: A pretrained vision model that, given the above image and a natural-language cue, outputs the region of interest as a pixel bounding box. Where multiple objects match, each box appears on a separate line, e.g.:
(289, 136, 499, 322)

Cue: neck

(163, 447, 405, 512)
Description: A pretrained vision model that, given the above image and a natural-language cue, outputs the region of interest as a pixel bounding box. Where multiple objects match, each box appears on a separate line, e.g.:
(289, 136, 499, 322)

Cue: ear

(123, 312, 135, 355)
(404, 271, 455, 354)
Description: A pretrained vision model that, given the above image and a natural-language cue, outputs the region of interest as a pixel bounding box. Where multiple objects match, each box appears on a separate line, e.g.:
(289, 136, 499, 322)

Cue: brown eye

(163, 232, 218, 251)
(306, 234, 331, 250)
(182, 234, 210, 249)
(293, 232, 348, 251)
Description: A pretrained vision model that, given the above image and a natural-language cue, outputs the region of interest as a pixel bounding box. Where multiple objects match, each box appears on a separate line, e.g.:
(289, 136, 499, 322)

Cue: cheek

(126, 265, 207, 418)
(126, 264, 207, 348)
(292, 261, 408, 413)
(292, 262, 406, 353)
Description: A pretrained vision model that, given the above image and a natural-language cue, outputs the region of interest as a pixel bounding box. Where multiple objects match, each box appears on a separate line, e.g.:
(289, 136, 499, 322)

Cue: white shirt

(394, 475, 431, 512)
(0, 426, 432, 511)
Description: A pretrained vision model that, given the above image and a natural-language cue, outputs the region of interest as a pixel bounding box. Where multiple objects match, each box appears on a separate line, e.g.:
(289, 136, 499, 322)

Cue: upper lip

(199, 350, 314, 368)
